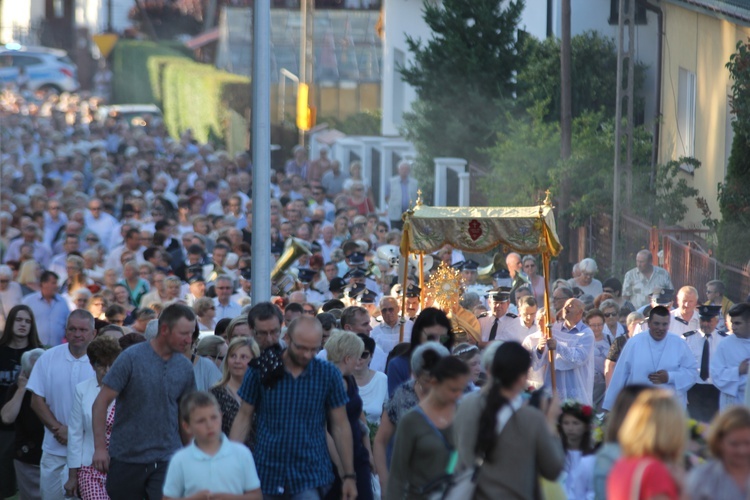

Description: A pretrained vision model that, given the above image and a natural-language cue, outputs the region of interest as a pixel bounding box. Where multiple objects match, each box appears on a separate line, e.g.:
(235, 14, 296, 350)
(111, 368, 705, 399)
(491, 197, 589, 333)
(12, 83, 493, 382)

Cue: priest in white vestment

(711, 302, 750, 410)
(603, 305, 697, 411)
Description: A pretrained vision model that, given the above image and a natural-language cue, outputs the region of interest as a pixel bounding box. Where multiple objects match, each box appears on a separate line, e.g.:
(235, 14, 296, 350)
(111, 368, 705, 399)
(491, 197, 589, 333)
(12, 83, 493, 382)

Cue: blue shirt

(22, 292, 70, 346)
(238, 356, 348, 496)
(162, 434, 260, 497)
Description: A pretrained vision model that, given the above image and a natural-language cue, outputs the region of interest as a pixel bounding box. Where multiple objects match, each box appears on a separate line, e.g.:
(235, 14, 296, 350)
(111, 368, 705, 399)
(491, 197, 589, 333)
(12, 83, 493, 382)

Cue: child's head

(180, 391, 222, 442)
(558, 400, 594, 453)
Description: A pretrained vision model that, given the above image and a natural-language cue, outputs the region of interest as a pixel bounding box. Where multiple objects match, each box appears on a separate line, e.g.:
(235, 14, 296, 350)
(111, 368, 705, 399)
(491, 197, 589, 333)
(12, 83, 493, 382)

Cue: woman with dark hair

(601, 277, 635, 312)
(453, 342, 565, 499)
(386, 355, 470, 499)
(0, 304, 42, 498)
(354, 334, 388, 425)
(386, 307, 454, 397)
(373, 342, 449, 494)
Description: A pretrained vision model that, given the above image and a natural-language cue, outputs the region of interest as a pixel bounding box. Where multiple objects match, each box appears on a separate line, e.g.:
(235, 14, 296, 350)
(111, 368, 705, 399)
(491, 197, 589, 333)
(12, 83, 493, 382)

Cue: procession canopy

(400, 204, 562, 258)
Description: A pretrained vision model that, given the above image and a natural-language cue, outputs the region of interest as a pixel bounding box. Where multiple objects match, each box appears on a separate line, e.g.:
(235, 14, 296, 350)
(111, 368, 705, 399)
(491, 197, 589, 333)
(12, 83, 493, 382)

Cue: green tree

(719, 40, 750, 265)
(399, 0, 525, 199)
(517, 30, 646, 123)
(485, 108, 699, 228)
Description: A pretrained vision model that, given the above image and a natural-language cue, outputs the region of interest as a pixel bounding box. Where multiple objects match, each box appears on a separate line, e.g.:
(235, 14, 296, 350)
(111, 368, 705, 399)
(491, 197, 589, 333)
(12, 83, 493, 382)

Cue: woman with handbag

(385, 354, 469, 500)
(606, 389, 686, 500)
(453, 341, 565, 499)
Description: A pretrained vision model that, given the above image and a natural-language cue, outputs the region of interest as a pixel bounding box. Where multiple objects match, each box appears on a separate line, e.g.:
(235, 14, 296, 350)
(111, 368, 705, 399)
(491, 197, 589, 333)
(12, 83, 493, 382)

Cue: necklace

(647, 335, 667, 373)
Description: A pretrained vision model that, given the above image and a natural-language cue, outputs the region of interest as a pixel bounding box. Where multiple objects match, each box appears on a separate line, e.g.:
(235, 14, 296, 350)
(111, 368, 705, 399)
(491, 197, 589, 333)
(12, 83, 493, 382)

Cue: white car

(0, 44, 79, 93)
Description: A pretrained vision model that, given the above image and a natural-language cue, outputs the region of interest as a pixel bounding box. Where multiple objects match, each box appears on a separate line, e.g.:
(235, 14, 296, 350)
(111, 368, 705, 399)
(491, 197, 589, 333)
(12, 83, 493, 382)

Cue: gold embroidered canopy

(396, 193, 562, 390)
(400, 203, 562, 257)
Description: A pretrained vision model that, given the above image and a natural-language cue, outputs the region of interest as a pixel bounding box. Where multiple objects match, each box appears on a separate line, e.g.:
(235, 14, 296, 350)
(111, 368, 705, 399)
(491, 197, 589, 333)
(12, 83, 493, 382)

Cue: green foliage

(111, 41, 187, 104)
(516, 31, 646, 122)
(399, 0, 525, 200)
(645, 158, 701, 226)
(319, 110, 382, 136)
(486, 108, 699, 228)
(719, 41, 750, 264)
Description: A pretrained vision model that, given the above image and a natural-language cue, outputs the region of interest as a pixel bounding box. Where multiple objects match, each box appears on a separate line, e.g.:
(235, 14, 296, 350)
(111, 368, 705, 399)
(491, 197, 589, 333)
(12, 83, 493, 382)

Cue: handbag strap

(629, 458, 653, 500)
(415, 406, 459, 474)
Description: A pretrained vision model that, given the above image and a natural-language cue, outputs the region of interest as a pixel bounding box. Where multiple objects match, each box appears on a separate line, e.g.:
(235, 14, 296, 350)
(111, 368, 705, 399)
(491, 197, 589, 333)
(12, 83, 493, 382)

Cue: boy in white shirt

(163, 391, 261, 499)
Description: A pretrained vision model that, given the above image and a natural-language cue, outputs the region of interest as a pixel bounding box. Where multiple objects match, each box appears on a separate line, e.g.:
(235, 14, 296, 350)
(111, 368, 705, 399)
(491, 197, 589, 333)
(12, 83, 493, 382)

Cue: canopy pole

(399, 258, 409, 343)
(418, 254, 425, 311)
(542, 252, 557, 393)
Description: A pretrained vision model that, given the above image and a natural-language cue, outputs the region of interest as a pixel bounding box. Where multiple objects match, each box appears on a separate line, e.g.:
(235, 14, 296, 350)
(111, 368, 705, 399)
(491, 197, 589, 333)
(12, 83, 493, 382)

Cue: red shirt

(607, 457, 680, 500)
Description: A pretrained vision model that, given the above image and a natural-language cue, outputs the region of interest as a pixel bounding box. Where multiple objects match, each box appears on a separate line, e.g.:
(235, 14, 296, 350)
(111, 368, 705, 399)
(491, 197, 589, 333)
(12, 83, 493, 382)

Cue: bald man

(534, 298, 595, 405)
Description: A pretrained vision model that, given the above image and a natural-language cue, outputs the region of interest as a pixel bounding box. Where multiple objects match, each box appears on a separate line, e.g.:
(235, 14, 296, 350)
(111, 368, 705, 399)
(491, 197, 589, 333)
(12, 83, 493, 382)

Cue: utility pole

(107, 0, 113, 32)
(299, 0, 314, 147)
(251, 0, 271, 304)
(612, 0, 636, 275)
(558, 0, 572, 271)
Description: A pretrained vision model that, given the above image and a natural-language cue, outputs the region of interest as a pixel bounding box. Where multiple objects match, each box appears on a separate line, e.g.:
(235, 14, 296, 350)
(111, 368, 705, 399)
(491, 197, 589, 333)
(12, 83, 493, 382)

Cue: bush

(112, 40, 251, 147)
(111, 41, 187, 104)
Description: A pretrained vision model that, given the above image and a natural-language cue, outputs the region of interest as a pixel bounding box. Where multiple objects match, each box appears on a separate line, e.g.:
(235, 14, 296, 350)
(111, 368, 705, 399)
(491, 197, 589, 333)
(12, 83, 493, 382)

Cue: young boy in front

(163, 391, 261, 500)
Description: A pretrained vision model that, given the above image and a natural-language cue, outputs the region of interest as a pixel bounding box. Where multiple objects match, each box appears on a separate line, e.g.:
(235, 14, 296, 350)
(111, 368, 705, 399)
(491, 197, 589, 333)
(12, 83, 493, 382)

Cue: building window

(677, 67, 696, 172)
(609, 0, 647, 25)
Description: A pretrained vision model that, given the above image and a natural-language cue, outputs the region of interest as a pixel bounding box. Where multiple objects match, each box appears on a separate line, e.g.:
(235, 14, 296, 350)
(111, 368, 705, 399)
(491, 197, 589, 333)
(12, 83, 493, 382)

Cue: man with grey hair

(386, 161, 419, 230)
(27, 310, 96, 500)
(4, 222, 52, 268)
(371, 296, 413, 355)
(213, 275, 241, 321)
(622, 249, 674, 309)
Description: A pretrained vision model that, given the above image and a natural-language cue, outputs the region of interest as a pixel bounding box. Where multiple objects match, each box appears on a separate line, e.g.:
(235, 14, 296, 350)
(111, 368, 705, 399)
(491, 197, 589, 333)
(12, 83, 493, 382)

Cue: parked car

(96, 104, 163, 127)
(0, 44, 79, 93)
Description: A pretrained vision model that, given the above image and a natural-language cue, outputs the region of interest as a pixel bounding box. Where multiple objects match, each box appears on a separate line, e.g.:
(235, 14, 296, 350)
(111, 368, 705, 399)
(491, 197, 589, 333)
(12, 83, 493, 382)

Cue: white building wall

(77, 0, 134, 36)
(0, 0, 37, 44)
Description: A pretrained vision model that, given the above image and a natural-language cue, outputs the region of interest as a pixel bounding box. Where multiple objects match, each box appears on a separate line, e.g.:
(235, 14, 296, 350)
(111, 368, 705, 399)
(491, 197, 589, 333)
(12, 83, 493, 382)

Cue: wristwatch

(343, 474, 357, 481)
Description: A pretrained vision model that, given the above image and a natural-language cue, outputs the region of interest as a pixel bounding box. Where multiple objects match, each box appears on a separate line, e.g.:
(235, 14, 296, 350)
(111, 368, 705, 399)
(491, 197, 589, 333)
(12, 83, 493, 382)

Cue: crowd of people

(2, 86, 750, 500)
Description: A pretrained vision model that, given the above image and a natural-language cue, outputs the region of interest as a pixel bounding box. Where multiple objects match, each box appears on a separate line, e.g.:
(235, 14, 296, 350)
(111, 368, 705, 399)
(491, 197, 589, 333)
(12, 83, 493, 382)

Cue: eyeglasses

(604, 312, 618, 318)
(0, 280, 9, 284)
(360, 351, 371, 360)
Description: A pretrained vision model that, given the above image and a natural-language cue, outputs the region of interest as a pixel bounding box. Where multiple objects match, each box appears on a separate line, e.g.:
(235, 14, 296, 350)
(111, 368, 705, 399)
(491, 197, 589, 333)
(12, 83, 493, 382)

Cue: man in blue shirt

(22, 271, 69, 346)
(230, 315, 356, 499)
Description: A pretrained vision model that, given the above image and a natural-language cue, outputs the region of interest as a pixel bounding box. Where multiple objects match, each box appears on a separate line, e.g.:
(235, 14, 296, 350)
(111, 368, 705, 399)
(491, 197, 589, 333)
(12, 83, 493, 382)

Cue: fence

(663, 236, 750, 304)
(571, 212, 750, 301)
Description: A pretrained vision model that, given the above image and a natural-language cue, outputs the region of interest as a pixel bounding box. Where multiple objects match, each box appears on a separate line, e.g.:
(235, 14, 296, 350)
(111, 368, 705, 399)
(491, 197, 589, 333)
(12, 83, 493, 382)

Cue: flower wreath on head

(560, 399, 594, 424)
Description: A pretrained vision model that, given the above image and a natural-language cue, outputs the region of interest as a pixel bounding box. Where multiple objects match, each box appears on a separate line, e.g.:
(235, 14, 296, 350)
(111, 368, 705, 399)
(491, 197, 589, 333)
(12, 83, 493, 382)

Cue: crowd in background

(2, 86, 750, 500)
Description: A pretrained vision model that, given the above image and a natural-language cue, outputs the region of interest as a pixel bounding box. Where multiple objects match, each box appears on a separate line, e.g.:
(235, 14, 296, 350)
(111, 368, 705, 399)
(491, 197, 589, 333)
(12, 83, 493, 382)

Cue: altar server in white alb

(537, 298, 595, 405)
(603, 305, 697, 411)
(711, 302, 750, 410)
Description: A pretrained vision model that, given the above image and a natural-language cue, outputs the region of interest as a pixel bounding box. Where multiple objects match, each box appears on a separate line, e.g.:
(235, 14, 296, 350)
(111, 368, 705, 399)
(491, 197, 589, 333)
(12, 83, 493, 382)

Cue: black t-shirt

(0, 345, 30, 432)
(3, 384, 43, 465)
(606, 335, 629, 363)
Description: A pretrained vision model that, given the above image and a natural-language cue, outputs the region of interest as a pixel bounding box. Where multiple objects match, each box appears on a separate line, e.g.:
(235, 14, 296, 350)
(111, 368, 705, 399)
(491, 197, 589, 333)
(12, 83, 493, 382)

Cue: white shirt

(603, 330, 697, 410)
(213, 298, 242, 322)
(682, 328, 725, 385)
(670, 309, 700, 337)
(358, 371, 388, 424)
(67, 377, 115, 468)
(26, 344, 96, 457)
(504, 317, 539, 345)
(478, 313, 518, 343)
(711, 333, 750, 410)
(84, 211, 118, 251)
(523, 330, 548, 389)
(371, 320, 413, 354)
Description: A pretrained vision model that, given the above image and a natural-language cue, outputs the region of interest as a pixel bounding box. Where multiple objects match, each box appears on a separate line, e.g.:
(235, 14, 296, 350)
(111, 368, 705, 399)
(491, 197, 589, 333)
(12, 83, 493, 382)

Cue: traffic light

(296, 83, 316, 131)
